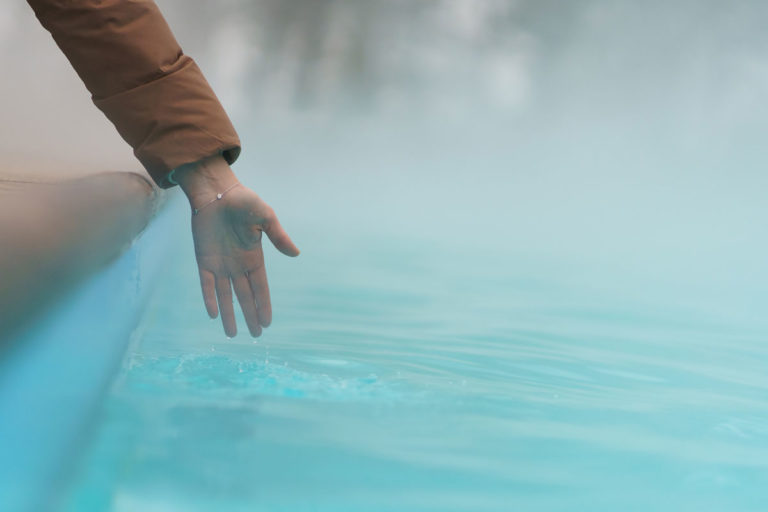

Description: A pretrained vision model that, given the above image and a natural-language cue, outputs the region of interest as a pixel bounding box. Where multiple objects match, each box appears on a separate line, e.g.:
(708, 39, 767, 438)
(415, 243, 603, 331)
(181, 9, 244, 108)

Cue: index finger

(233, 274, 262, 338)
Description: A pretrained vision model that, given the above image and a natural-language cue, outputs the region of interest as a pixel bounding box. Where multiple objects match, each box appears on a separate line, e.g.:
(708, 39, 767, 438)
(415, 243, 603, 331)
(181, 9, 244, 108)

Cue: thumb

(264, 216, 300, 256)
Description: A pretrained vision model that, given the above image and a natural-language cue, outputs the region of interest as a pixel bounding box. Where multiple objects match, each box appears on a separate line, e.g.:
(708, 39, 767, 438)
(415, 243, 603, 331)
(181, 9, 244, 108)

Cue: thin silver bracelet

(192, 182, 240, 215)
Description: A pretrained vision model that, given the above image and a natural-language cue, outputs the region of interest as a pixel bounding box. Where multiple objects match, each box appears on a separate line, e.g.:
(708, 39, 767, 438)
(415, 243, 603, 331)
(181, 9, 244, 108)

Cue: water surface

(63, 1, 768, 510)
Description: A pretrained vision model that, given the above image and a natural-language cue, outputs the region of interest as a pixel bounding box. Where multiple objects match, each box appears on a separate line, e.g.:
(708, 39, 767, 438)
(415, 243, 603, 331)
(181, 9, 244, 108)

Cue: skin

(174, 154, 299, 338)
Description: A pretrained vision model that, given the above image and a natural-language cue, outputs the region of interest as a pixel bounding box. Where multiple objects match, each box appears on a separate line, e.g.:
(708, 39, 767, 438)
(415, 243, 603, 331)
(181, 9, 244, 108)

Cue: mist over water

(186, 0, 768, 326)
(38, 1, 768, 510)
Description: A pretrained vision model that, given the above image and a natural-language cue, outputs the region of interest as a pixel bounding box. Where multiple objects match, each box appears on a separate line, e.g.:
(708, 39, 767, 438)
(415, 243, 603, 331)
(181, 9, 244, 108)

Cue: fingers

(264, 215, 300, 257)
(199, 269, 218, 318)
(247, 263, 272, 328)
(233, 275, 262, 338)
(215, 276, 237, 338)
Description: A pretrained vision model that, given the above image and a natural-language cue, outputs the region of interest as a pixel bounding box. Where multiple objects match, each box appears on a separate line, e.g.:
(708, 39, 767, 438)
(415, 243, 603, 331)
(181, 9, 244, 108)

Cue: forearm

(27, 0, 241, 187)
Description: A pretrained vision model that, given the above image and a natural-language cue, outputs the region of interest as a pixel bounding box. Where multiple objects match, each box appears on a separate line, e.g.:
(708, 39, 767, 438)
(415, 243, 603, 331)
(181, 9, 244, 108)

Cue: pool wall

(0, 193, 183, 512)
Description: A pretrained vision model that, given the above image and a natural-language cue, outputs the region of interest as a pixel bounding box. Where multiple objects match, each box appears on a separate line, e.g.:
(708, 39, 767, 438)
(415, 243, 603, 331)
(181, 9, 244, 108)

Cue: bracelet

(192, 182, 240, 215)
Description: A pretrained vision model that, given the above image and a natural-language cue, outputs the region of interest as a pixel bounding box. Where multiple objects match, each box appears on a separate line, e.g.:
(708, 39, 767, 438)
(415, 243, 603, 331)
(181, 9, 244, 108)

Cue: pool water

(60, 196, 768, 511)
(59, 1, 768, 509)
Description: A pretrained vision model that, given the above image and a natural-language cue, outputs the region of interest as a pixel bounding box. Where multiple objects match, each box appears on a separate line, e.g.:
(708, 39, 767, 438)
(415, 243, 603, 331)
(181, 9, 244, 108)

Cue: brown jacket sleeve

(27, 0, 241, 188)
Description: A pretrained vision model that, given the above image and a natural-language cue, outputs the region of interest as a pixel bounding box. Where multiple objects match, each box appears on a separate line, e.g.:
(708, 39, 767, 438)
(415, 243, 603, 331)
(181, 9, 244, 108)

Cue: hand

(174, 155, 299, 337)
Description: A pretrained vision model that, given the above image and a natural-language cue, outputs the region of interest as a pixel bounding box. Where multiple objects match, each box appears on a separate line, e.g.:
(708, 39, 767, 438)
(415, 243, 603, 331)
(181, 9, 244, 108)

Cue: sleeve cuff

(93, 56, 241, 189)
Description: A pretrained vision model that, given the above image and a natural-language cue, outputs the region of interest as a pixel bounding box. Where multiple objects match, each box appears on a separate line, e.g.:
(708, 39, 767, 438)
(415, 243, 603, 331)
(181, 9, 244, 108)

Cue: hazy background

(5, 0, 768, 324)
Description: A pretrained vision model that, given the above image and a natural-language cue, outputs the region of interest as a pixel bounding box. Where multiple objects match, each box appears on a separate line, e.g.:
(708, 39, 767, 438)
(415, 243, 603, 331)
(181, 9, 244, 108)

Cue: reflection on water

(59, 0, 768, 510)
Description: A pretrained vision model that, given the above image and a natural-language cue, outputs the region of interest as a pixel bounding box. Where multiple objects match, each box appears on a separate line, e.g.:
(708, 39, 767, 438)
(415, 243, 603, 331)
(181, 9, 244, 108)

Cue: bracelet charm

(192, 183, 240, 215)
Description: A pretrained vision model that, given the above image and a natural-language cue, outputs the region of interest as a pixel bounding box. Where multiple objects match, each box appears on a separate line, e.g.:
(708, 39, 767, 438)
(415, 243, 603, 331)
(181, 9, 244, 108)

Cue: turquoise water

(61, 198, 768, 511)
(61, 1, 768, 509)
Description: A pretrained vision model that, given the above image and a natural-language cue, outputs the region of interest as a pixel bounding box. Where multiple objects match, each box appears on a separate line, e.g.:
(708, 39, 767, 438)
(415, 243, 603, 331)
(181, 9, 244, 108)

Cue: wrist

(173, 154, 240, 203)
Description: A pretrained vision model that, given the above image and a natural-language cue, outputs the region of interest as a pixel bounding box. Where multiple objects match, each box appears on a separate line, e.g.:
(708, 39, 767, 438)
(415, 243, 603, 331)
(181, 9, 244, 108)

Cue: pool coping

(0, 176, 182, 511)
